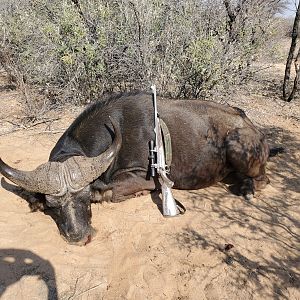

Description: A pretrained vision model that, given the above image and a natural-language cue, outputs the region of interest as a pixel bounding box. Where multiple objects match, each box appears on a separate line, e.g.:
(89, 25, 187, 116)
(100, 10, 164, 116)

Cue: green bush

(0, 0, 283, 108)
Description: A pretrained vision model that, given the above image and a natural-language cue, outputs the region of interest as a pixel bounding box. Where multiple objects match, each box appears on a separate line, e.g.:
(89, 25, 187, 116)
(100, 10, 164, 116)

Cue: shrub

(0, 0, 284, 110)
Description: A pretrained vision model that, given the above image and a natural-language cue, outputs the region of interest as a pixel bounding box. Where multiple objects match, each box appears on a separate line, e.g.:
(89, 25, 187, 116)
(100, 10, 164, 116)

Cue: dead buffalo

(0, 92, 272, 245)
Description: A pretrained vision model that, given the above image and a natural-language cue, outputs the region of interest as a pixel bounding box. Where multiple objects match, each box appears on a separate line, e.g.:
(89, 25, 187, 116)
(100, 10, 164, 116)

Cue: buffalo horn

(60, 116, 122, 193)
(0, 159, 66, 195)
(0, 117, 122, 195)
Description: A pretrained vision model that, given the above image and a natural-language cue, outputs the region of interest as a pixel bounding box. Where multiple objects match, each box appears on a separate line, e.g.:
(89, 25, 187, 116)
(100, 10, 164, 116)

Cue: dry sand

(0, 67, 299, 299)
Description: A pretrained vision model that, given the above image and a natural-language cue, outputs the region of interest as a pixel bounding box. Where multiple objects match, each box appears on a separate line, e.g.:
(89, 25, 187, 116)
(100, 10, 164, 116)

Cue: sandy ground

(0, 66, 300, 300)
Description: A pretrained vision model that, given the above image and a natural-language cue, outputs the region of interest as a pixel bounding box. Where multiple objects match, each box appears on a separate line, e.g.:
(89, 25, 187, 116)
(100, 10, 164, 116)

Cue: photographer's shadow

(0, 248, 58, 300)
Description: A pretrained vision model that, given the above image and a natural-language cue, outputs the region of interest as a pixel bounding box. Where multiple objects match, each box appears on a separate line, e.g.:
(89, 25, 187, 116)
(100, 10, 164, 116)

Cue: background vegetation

(0, 0, 287, 113)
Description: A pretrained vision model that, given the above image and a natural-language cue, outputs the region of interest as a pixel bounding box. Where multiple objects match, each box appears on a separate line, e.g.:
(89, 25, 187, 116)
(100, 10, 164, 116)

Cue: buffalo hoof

(244, 193, 254, 201)
(92, 189, 113, 203)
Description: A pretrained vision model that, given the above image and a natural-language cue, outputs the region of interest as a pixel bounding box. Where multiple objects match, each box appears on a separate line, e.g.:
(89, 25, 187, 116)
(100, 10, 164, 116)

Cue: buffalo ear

(28, 194, 46, 212)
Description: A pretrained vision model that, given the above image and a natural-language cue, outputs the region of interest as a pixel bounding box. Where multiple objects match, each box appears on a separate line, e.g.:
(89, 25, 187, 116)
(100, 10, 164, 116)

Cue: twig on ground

(0, 117, 62, 136)
(19, 117, 60, 129)
(67, 277, 80, 300)
(5, 120, 27, 129)
(32, 130, 64, 135)
(70, 282, 106, 299)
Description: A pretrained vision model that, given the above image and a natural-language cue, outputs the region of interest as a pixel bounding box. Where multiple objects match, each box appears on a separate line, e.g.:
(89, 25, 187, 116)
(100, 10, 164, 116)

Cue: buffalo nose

(61, 224, 90, 243)
(67, 232, 83, 242)
(66, 231, 91, 245)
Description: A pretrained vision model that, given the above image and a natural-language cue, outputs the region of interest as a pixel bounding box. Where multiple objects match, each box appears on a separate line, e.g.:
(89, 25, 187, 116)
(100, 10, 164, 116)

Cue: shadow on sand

(0, 248, 58, 299)
(171, 125, 300, 299)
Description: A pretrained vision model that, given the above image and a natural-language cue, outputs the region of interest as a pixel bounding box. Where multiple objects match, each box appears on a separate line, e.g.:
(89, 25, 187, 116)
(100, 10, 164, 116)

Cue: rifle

(149, 85, 180, 217)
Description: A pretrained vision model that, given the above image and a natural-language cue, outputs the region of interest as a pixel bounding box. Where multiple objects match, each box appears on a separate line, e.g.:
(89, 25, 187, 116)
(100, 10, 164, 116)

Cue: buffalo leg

(91, 172, 156, 203)
(225, 127, 270, 199)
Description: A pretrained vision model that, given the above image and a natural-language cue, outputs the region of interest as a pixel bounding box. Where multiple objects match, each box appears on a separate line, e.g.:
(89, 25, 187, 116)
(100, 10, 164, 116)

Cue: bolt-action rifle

(149, 85, 180, 217)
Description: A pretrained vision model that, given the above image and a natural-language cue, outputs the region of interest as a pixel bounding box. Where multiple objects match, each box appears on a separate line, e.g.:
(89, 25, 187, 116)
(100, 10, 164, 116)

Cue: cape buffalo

(0, 92, 272, 245)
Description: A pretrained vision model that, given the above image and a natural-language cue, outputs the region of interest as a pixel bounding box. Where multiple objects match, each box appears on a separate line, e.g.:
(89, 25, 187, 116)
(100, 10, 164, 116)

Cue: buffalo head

(0, 117, 121, 245)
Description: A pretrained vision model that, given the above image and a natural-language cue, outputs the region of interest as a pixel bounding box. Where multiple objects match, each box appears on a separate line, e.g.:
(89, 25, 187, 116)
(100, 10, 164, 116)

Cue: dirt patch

(0, 66, 299, 299)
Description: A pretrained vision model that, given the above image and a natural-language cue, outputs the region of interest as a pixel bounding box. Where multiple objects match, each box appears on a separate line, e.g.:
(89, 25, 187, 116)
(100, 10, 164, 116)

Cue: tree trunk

(283, 1, 300, 102)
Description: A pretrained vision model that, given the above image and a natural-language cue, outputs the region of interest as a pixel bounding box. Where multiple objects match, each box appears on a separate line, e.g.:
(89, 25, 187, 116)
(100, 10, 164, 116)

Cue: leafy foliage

(0, 0, 284, 107)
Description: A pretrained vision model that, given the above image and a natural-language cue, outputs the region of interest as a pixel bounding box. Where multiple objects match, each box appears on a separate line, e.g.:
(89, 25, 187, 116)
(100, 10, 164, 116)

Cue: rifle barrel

(151, 85, 158, 127)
